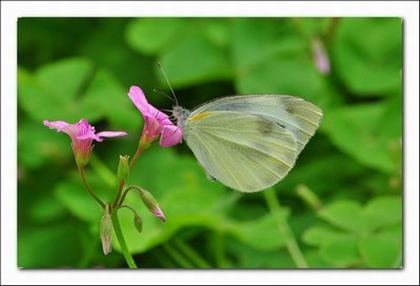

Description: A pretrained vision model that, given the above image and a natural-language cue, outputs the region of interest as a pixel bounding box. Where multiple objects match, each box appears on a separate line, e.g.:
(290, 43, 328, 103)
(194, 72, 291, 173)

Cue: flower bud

(311, 37, 330, 75)
(134, 214, 143, 233)
(117, 155, 129, 182)
(139, 188, 166, 222)
(100, 204, 113, 255)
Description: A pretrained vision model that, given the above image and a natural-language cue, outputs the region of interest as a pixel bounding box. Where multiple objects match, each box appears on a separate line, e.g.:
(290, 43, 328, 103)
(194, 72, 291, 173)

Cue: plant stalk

(78, 166, 105, 209)
(111, 211, 138, 268)
(263, 190, 309, 268)
(129, 135, 148, 170)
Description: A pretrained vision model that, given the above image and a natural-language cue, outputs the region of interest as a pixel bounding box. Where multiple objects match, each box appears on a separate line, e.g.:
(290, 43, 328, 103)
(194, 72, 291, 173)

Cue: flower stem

(78, 166, 105, 209)
(111, 211, 138, 268)
(163, 243, 194, 268)
(173, 239, 212, 268)
(263, 190, 308, 268)
(129, 136, 148, 170)
(112, 181, 125, 209)
(117, 185, 141, 206)
(212, 231, 228, 268)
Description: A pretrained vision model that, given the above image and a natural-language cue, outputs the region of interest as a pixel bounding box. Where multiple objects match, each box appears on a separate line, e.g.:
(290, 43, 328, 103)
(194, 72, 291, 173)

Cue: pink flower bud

(139, 188, 166, 222)
(311, 38, 330, 75)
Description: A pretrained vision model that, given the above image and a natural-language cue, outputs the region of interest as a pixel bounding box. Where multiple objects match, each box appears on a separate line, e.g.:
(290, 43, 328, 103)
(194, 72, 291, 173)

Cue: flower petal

(96, 131, 128, 138)
(160, 125, 182, 147)
(77, 133, 102, 142)
(43, 120, 69, 132)
(144, 116, 162, 137)
(128, 85, 170, 122)
(128, 86, 153, 117)
(65, 119, 94, 140)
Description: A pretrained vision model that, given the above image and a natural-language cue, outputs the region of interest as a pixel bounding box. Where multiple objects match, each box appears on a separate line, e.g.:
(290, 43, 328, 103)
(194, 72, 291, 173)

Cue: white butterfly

(172, 95, 323, 193)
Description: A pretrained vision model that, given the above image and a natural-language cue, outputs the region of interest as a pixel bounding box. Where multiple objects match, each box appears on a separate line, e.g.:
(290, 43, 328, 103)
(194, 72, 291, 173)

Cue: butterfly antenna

(157, 62, 179, 106)
(152, 88, 175, 104)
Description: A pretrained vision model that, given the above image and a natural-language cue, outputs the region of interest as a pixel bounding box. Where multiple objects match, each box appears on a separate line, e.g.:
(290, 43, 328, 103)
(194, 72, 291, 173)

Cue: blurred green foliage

(17, 17, 402, 268)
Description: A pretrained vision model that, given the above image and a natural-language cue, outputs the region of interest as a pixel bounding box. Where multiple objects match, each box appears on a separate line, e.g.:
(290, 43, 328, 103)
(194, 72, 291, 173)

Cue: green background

(18, 17, 402, 268)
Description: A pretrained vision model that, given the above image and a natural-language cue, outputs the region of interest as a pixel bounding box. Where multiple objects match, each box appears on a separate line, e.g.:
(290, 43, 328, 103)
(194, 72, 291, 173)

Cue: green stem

(212, 231, 228, 268)
(117, 185, 142, 206)
(163, 243, 194, 268)
(112, 181, 125, 208)
(155, 252, 176, 268)
(78, 166, 105, 209)
(173, 239, 212, 268)
(263, 190, 309, 268)
(129, 136, 149, 170)
(111, 211, 138, 268)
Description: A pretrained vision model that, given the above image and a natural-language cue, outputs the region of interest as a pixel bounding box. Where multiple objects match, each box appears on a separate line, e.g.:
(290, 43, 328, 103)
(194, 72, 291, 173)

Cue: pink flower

(312, 38, 330, 75)
(128, 86, 182, 147)
(43, 119, 127, 166)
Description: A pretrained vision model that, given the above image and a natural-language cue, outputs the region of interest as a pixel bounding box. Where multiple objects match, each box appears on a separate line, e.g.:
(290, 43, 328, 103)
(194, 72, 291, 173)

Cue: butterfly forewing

(190, 95, 323, 153)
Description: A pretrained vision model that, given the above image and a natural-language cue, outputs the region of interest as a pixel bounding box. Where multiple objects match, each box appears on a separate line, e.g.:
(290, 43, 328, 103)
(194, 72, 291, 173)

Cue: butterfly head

(172, 105, 190, 130)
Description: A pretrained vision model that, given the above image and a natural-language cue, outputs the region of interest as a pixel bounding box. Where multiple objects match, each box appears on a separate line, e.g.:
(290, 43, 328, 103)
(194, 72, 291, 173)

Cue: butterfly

(172, 95, 323, 193)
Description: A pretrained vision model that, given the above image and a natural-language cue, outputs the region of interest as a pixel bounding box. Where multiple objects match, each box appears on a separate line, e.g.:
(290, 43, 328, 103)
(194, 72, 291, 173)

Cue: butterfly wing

(184, 111, 298, 192)
(190, 95, 323, 153)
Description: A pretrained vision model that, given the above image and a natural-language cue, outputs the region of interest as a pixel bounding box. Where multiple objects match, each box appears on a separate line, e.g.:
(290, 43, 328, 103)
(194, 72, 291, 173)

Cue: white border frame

(1, 1, 419, 285)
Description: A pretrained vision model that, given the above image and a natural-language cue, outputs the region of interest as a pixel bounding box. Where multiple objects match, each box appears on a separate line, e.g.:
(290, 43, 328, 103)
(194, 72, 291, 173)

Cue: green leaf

(108, 147, 233, 254)
(316, 196, 402, 234)
(318, 200, 366, 234)
(304, 249, 332, 268)
(126, 18, 187, 55)
(279, 151, 367, 197)
(114, 186, 228, 254)
(18, 59, 100, 122)
(363, 196, 402, 231)
(128, 146, 226, 199)
(231, 19, 306, 70)
(322, 103, 400, 173)
(29, 196, 67, 223)
(319, 236, 359, 267)
(18, 223, 84, 268)
(231, 19, 335, 109)
(54, 176, 107, 223)
(359, 225, 402, 268)
(36, 57, 92, 99)
(82, 69, 140, 132)
(231, 210, 288, 251)
(158, 29, 232, 88)
(19, 58, 134, 129)
(127, 18, 232, 88)
(236, 59, 320, 94)
(333, 18, 402, 95)
(18, 118, 71, 169)
(202, 19, 230, 47)
(375, 96, 402, 139)
(302, 225, 355, 246)
(229, 241, 295, 268)
(80, 19, 160, 92)
(295, 18, 333, 38)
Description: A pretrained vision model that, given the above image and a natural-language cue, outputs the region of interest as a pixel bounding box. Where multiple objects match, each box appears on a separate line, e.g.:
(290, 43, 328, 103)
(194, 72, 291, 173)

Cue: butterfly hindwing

(184, 111, 298, 192)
